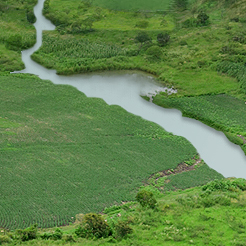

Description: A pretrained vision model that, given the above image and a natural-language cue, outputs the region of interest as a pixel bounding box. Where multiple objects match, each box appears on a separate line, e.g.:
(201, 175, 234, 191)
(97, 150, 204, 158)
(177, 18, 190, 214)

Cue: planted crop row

(36, 34, 127, 60)
(0, 74, 218, 229)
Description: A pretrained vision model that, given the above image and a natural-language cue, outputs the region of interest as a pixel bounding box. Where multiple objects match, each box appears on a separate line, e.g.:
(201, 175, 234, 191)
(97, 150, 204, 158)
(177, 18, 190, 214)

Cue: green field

(153, 94, 246, 153)
(1, 73, 224, 230)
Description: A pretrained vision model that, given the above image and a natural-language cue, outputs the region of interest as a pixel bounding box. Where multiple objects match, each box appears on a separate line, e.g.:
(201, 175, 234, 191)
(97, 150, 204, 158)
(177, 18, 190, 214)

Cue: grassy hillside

(3, 178, 246, 245)
(0, 73, 224, 230)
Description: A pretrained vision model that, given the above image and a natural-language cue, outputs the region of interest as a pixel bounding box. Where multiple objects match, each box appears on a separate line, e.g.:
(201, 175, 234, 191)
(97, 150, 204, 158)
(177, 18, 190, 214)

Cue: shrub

(40, 228, 63, 240)
(202, 179, 246, 192)
(146, 45, 162, 59)
(135, 20, 149, 28)
(75, 213, 111, 239)
(136, 190, 157, 209)
(135, 32, 152, 46)
(16, 224, 37, 242)
(114, 221, 133, 240)
(197, 12, 210, 26)
(26, 9, 36, 24)
(157, 33, 170, 47)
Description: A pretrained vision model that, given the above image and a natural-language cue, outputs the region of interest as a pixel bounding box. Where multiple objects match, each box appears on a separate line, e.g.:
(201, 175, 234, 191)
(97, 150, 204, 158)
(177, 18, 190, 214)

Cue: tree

(136, 190, 157, 209)
(157, 33, 170, 47)
(135, 31, 152, 47)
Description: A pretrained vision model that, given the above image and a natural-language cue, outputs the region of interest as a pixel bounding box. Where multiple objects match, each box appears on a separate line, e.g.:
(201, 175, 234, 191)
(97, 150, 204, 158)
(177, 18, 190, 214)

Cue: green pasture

(2, 73, 223, 230)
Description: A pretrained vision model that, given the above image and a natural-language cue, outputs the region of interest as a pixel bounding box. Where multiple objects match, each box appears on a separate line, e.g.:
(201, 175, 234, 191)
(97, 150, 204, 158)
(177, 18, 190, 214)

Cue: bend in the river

(16, 0, 246, 178)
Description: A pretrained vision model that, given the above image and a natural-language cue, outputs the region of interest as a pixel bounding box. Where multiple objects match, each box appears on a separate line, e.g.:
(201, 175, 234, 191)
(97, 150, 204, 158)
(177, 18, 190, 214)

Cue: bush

(135, 32, 152, 46)
(197, 12, 210, 26)
(40, 228, 63, 240)
(202, 179, 246, 192)
(136, 190, 157, 209)
(75, 213, 111, 239)
(135, 20, 149, 28)
(157, 33, 170, 47)
(146, 45, 162, 59)
(16, 224, 37, 242)
(26, 9, 36, 24)
(114, 221, 133, 240)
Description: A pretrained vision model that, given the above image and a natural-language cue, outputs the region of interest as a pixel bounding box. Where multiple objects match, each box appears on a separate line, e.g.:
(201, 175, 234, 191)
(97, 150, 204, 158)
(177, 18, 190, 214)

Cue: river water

(15, 0, 246, 178)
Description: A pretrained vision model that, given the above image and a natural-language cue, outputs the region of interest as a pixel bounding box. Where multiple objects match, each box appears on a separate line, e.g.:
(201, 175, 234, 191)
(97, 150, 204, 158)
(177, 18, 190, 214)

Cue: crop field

(1, 73, 225, 229)
(153, 94, 246, 152)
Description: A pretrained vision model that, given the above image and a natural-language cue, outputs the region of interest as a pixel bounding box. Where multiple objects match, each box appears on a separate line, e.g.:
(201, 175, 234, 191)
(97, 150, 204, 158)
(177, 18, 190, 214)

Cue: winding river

(15, 0, 246, 178)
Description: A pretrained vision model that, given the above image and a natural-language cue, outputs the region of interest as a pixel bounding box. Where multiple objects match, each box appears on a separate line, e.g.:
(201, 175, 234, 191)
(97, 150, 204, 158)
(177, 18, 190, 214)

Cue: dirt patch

(149, 156, 202, 183)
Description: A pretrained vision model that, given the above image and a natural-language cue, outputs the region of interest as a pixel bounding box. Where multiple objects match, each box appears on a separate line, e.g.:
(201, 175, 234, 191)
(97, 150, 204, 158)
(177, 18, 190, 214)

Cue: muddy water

(15, 0, 246, 178)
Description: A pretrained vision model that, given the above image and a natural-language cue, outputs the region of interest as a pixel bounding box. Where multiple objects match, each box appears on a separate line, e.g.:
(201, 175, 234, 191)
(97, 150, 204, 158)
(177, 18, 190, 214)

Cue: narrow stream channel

(15, 0, 246, 178)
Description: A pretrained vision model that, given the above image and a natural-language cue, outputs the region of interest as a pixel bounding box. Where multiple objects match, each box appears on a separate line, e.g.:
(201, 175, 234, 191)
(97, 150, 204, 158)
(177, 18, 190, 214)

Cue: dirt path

(149, 156, 202, 183)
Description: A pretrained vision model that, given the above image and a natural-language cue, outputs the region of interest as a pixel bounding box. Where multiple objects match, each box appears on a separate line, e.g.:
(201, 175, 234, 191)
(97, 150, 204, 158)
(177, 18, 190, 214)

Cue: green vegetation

(2, 178, 246, 245)
(153, 94, 246, 153)
(1, 73, 223, 230)
(0, 0, 36, 71)
(30, 0, 246, 152)
(1, 0, 246, 244)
